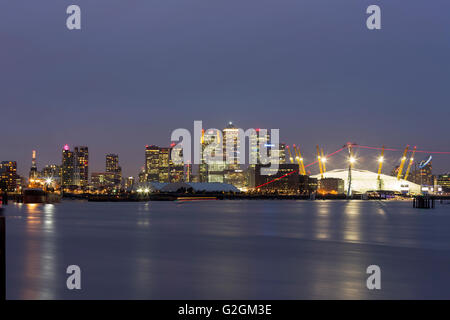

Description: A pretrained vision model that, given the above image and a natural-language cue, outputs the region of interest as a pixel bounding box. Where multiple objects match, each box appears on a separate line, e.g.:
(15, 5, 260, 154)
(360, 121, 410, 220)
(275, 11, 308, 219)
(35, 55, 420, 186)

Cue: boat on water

(175, 196, 217, 202)
(23, 188, 61, 204)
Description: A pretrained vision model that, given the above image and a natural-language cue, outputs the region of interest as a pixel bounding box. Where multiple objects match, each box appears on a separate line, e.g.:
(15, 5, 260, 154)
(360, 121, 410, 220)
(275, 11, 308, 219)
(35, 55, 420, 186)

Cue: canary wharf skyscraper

(145, 145, 170, 183)
(223, 122, 240, 171)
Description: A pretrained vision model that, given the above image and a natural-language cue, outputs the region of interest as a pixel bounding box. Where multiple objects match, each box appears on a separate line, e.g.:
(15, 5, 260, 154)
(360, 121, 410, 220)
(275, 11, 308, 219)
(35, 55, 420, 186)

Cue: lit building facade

(299, 175, 318, 194)
(138, 168, 146, 183)
(252, 163, 299, 193)
(29, 150, 38, 180)
(42, 164, 61, 179)
(125, 176, 135, 191)
(105, 154, 122, 187)
(91, 172, 108, 189)
(222, 122, 245, 188)
(318, 178, 345, 195)
(145, 145, 170, 183)
(204, 129, 225, 183)
(106, 154, 120, 173)
(437, 173, 450, 192)
(0, 161, 18, 192)
(223, 122, 240, 171)
(249, 129, 271, 165)
(75, 146, 89, 188)
(169, 146, 185, 183)
(61, 145, 75, 187)
(418, 159, 433, 186)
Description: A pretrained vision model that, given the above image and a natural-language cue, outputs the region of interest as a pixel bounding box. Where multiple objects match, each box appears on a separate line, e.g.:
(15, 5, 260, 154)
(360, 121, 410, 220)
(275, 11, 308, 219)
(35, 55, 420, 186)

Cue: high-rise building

(273, 143, 286, 165)
(199, 130, 208, 182)
(224, 169, 247, 190)
(249, 129, 271, 166)
(74, 146, 89, 187)
(185, 163, 192, 182)
(246, 129, 284, 189)
(91, 172, 108, 189)
(29, 150, 38, 180)
(169, 145, 185, 183)
(61, 144, 75, 187)
(0, 161, 18, 192)
(41, 164, 61, 185)
(203, 129, 225, 183)
(138, 168, 146, 183)
(145, 145, 160, 182)
(407, 156, 433, 186)
(159, 147, 170, 183)
(106, 154, 119, 173)
(222, 122, 243, 187)
(418, 156, 433, 186)
(106, 154, 122, 187)
(125, 176, 135, 191)
(223, 122, 240, 170)
(197, 123, 283, 186)
(145, 145, 170, 183)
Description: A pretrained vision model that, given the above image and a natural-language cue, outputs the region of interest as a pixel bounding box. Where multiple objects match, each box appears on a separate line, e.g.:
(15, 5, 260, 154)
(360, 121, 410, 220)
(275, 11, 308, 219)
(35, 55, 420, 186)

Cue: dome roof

(312, 169, 421, 194)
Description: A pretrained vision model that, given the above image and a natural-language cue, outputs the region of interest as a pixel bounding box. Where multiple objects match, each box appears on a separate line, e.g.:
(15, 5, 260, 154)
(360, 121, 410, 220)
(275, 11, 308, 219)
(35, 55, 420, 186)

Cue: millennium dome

(312, 169, 422, 194)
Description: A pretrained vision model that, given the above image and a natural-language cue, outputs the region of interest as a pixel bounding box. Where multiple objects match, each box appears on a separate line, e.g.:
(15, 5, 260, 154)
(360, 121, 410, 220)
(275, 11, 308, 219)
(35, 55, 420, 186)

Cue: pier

(413, 196, 435, 209)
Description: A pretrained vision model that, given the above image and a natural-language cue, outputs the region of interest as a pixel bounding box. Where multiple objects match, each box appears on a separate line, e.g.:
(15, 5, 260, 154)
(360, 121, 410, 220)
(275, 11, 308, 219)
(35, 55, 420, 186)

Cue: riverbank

(80, 193, 450, 202)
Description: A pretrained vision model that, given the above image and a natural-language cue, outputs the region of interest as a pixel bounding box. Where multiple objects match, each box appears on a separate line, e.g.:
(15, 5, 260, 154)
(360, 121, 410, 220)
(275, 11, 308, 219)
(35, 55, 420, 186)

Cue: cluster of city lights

(29, 177, 54, 186)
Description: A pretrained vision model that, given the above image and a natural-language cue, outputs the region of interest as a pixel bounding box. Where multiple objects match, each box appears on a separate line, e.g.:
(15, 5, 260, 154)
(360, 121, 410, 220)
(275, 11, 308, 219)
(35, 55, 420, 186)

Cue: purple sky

(1, 0, 449, 178)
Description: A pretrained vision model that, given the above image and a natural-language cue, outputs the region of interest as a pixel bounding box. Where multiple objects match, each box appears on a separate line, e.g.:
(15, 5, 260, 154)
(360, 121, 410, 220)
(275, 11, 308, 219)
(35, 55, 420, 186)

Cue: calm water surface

(3, 200, 450, 299)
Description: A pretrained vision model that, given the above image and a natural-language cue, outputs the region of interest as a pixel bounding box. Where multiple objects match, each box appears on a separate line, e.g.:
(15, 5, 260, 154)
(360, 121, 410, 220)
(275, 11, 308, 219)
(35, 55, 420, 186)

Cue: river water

(3, 200, 450, 299)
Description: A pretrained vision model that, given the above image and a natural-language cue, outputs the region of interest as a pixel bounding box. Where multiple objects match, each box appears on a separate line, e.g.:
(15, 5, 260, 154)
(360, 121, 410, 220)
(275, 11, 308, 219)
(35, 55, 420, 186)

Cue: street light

(349, 157, 356, 164)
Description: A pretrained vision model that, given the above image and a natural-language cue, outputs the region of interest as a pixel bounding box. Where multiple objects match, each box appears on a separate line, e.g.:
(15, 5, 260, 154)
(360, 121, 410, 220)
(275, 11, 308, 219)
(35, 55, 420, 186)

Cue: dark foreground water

(3, 200, 450, 299)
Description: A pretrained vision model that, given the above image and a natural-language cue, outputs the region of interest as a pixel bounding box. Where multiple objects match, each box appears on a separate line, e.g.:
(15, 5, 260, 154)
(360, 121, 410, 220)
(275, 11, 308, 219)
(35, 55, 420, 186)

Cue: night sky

(1, 0, 449, 178)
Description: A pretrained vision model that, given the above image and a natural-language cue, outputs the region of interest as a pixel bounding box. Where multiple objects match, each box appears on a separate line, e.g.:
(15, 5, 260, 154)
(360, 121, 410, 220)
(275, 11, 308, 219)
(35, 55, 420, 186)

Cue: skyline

(1, 1, 449, 177)
(4, 134, 450, 180)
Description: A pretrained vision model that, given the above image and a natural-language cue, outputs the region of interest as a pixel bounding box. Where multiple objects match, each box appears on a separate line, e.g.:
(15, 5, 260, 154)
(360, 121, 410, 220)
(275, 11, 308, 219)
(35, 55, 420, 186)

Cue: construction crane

(320, 148, 327, 173)
(286, 145, 294, 164)
(293, 145, 306, 175)
(404, 146, 416, 181)
(396, 145, 410, 180)
(316, 145, 323, 179)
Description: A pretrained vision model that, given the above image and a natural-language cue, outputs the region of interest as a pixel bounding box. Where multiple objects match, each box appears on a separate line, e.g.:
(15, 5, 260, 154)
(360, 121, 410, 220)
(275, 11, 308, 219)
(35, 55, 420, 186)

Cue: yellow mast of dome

(404, 146, 416, 181)
(316, 145, 323, 179)
(397, 145, 410, 180)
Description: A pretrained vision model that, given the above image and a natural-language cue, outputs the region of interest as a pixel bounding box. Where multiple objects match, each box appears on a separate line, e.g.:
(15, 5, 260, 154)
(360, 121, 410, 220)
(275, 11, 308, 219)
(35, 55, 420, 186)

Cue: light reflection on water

(343, 201, 361, 242)
(20, 204, 58, 299)
(4, 200, 450, 299)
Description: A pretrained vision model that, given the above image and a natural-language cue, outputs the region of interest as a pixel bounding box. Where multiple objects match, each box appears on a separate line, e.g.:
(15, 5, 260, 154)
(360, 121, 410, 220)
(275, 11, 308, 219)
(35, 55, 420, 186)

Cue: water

(3, 200, 450, 299)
